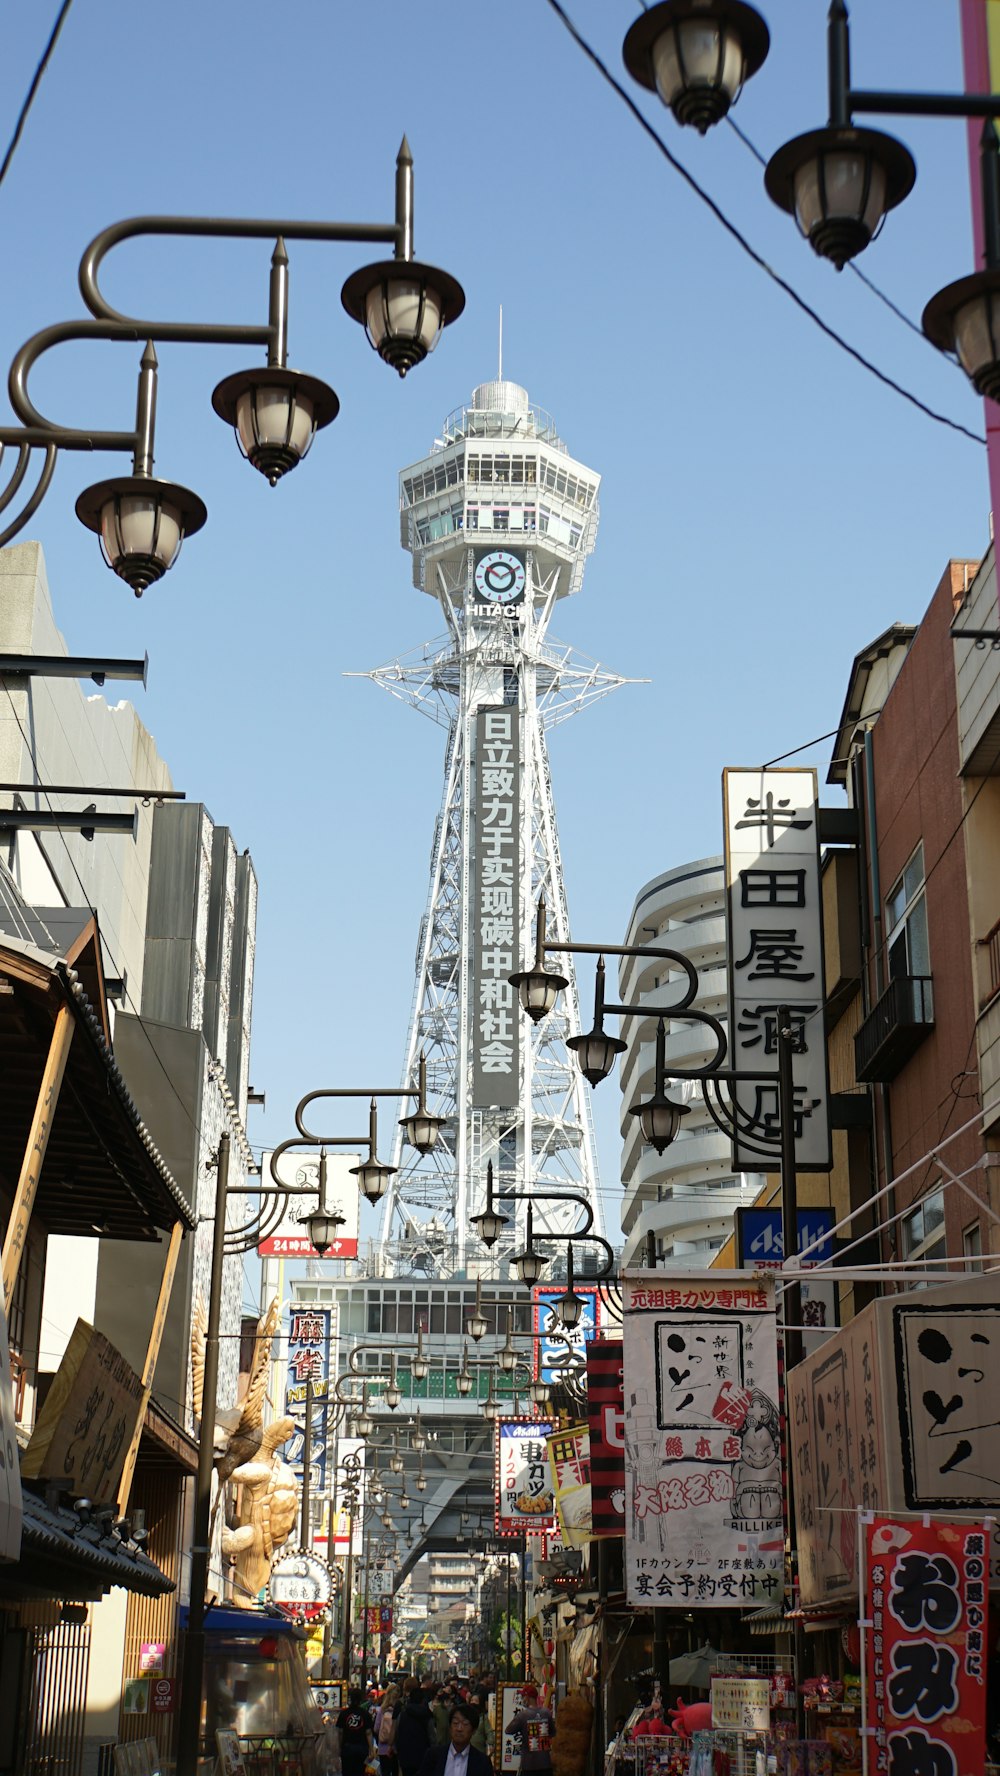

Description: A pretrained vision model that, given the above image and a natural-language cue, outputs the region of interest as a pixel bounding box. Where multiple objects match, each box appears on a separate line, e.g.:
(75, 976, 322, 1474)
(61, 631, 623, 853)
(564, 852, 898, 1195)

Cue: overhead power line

(0, 0, 75, 194)
(546, 0, 985, 447)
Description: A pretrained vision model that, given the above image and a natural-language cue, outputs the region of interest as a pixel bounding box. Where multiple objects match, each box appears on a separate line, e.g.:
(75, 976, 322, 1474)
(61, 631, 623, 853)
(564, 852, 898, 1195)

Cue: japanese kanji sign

(723, 766, 831, 1171)
(473, 706, 520, 1107)
(865, 1516, 989, 1776)
(284, 1306, 331, 1506)
(622, 1271, 784, 1608)
(586, 1339, 625, 1538)
(495, 1417, 555, 1535)
(545, 1422, 592, 1548)
(258, 1150, 359, 1258)
(891, 1289, 1000, 1509)
(533, 1285, 600, 1383)
(21, 1319, 144, 1507)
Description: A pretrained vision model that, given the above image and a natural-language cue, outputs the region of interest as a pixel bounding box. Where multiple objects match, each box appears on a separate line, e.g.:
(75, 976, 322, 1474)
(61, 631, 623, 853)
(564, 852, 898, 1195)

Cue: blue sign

(285, 1306, 331, 1494)
(533, 1286, 599, 1384)
(736, 1207, 834, 1268)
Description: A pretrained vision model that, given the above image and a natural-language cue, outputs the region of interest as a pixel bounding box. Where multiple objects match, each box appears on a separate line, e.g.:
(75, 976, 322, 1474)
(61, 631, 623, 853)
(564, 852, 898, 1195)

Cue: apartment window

(886, 843, 930, 982)
(901, 1187, 946, 1266)
(964, 1222, 983, 1270)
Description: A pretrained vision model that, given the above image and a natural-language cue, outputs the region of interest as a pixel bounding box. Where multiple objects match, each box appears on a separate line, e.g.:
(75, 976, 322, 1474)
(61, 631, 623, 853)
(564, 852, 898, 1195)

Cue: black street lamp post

(0, 141, 464, 592)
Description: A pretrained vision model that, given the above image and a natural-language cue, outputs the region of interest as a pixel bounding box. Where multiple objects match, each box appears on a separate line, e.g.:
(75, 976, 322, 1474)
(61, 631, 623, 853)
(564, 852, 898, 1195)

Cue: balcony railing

(855, 975, 934, 1083)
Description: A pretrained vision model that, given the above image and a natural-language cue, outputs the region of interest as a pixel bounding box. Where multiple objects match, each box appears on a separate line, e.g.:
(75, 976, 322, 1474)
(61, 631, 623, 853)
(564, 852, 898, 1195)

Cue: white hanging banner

(622, 1270, 785, 1608)
(723, 766, 831, 1172)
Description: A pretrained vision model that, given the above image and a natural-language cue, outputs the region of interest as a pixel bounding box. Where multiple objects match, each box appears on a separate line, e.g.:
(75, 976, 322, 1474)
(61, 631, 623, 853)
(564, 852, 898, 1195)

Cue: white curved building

(618, 856, 762, 1267)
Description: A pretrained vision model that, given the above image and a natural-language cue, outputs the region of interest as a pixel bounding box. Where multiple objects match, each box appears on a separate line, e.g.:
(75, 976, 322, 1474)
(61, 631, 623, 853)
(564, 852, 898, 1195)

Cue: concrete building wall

(0, 543, 172, 1004)
(864, 560, 991, 1257)
(618, 856, 761, 1267)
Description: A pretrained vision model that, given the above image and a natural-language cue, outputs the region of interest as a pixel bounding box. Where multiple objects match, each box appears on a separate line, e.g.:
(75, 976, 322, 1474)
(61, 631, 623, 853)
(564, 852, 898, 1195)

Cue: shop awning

(0, 934, 194, 1238)
(0, 1488, 175, 1603)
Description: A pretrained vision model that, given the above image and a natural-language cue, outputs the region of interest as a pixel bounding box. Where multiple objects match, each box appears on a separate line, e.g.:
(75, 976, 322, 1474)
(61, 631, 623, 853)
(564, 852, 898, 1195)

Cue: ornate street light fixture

(497, 1307, 520, 1374)
(76, 344, 206, 597)
(528, 1376, 550, 1409)
(353, 1386, 374, 1441)
(628, 1018, 691, 1155)
(456, 1342, 474, 1396)
(411, 1413, 427, 1453)
(351, 1100, 399, 1204)
(555, 1246, 585, 1331)
(482, 1373, 502, 1423)
(466, 1277, 489, 1343)
(923, 129, 1000, 400)
(384, 1353, 402, 1412)
(622, 0, 770, 134)
(509, 899, 568, 1024)
(411, 1326, 430, 1383)
(3, 140, 464, 599)
(298, 1147, 346, 1257)
(398, 1053, 448, 1156)
(567, 957, 627, 1087)
(764, 123, 914, 270)
(470, 1161, 509, 1249)
(513, 1205, 547, 1287)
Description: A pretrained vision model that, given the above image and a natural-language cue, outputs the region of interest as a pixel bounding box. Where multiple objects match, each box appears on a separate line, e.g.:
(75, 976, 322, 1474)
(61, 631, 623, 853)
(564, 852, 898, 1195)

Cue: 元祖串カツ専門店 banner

(622, 1272, 784, 1607)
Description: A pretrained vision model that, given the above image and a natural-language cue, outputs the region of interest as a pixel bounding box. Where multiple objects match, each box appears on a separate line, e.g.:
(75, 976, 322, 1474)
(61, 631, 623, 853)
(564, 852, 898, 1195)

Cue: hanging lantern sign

(267, 1547, 336, 1622)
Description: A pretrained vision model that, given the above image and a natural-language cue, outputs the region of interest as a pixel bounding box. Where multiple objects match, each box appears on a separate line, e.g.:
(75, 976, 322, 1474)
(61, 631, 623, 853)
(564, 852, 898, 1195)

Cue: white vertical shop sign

(723, 766, 831, 1171)
(622, 1271, 784, 1608)
(473, 705, 520, 1107)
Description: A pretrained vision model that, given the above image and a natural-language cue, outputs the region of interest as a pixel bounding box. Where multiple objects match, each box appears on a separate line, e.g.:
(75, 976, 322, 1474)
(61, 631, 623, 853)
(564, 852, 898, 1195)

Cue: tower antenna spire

(498, 305, 503, 381)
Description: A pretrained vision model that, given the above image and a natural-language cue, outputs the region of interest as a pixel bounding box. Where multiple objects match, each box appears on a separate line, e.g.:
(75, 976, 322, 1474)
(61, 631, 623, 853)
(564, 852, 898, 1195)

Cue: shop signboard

(257, 1151, 359, 1258)
(123, 1678, 149, 1716)
(622, 1270, 784, 1608)
(545, 1422, 592, 1548)
(284, 1307, 330, 1502)
(472, 706, 520, 1108)
(0, 1285, 21, 1560)
(21, 1319, 144, 1506)
(150, 1679, 175, 1714)
(533, 1285, 600, 1383)
(710, 1676, 771, 1731)
(139, 1642, 165, 1675)
(790, 1275, 1000, 1606)
(736, 1206, 839, 1353)
(865, 1515, 989, 1776)
(723, 766, 831, 1172)
(587, 1339, 624, 1537)
(495, 1683, 532, 1774)
(495, 1418, 555, 1535)
(267, 1548, 335, 1622)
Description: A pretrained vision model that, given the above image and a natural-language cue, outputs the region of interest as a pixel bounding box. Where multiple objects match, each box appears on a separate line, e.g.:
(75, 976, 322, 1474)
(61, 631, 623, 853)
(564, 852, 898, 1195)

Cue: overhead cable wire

(0, 0, 75, 193)
(545, 0, 985, 446)
(725, 114, 959, 353)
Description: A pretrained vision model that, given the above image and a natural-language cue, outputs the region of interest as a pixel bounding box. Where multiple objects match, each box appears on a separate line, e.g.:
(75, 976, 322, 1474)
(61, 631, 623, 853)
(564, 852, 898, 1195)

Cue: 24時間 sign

(865, 1516, 989, 1776)
(473, 707, 519, 1107)
(723, 767, 831, 1171)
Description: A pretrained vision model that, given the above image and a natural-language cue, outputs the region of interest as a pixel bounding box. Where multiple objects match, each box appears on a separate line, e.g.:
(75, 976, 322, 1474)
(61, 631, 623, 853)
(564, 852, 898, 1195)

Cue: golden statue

(191, 1296, 300, 1606)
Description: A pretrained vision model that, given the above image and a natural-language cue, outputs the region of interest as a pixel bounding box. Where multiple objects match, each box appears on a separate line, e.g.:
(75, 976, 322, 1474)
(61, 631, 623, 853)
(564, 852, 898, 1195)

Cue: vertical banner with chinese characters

(495, 1418, 555, 1535)
(473, 706, 520, 1107)
(284, 1307, 330, 1513)
(723, 767, 831, 1172)
(622, 1271, 784, 1608)
(865, 1516, 989, 1776)
(545, 1422, 592, 1548)
(587, 1340, 625, 1537)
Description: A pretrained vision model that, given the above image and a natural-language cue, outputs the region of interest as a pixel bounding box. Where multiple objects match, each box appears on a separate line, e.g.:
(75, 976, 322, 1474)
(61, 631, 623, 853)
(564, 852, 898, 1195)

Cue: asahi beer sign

(622, 1271, 784, 1607)
(494, 1417, 555, 1535)
(723, 767, 831, 1172)
(473, 706, 519, 1107)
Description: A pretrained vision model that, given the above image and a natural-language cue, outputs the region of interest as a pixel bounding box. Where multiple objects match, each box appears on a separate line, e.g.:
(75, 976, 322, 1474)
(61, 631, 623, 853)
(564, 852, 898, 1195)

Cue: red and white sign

(865, 1516, 989, 1776)
(151, 1678, 175, 1714)
(258, 1150, 359, 1258)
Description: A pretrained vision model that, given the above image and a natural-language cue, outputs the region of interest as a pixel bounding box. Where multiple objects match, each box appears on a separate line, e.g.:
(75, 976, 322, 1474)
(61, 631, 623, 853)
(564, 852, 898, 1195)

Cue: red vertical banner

(586, 1340, 625, 1537)
(959, 2, 1000, 533)
(865, 1516, 989, 1776)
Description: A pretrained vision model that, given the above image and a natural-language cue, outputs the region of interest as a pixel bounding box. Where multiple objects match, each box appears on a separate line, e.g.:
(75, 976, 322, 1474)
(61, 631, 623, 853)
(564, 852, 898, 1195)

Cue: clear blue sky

(0, 1, 988, 1243)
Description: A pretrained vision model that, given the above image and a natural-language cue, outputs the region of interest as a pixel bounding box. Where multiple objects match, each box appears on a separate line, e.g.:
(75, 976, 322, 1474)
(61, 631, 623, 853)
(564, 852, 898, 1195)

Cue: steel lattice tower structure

(358, 379, 632, 1276)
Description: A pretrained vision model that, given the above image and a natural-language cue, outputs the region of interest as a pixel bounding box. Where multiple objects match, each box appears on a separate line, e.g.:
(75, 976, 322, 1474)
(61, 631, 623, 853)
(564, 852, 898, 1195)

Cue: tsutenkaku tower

(362, 378, 631, 1274)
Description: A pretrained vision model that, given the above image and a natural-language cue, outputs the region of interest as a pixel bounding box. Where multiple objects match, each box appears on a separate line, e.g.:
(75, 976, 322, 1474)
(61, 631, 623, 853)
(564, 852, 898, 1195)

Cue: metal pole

(176, 1132, 230, 1776)
(981, 122, 1000, 270)
(519, 1534, 527, 1680)
(506, 1551, 513, 1679)
(362, 1525, 371, 1686)
(133, 341, 157, 476)
(301, 1372, 313, 1551)
(644, 1229, 656, 1269)
(827, 0, 851, 127)
(777, 1008, 802, 1372)
(395, 137, 414, 262)
(342, 1502, 355, 1680)
(268, 238, 289, 368)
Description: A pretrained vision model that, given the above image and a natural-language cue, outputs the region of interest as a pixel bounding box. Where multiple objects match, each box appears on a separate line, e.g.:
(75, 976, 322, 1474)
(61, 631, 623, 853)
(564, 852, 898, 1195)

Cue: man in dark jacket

(396, 1677, 437, 1776)
(416, 1704, 494, 1776)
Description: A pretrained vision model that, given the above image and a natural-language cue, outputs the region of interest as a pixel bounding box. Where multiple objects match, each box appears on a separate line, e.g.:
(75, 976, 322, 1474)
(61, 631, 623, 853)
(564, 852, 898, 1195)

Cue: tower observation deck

(359, 377, 632, 1279)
